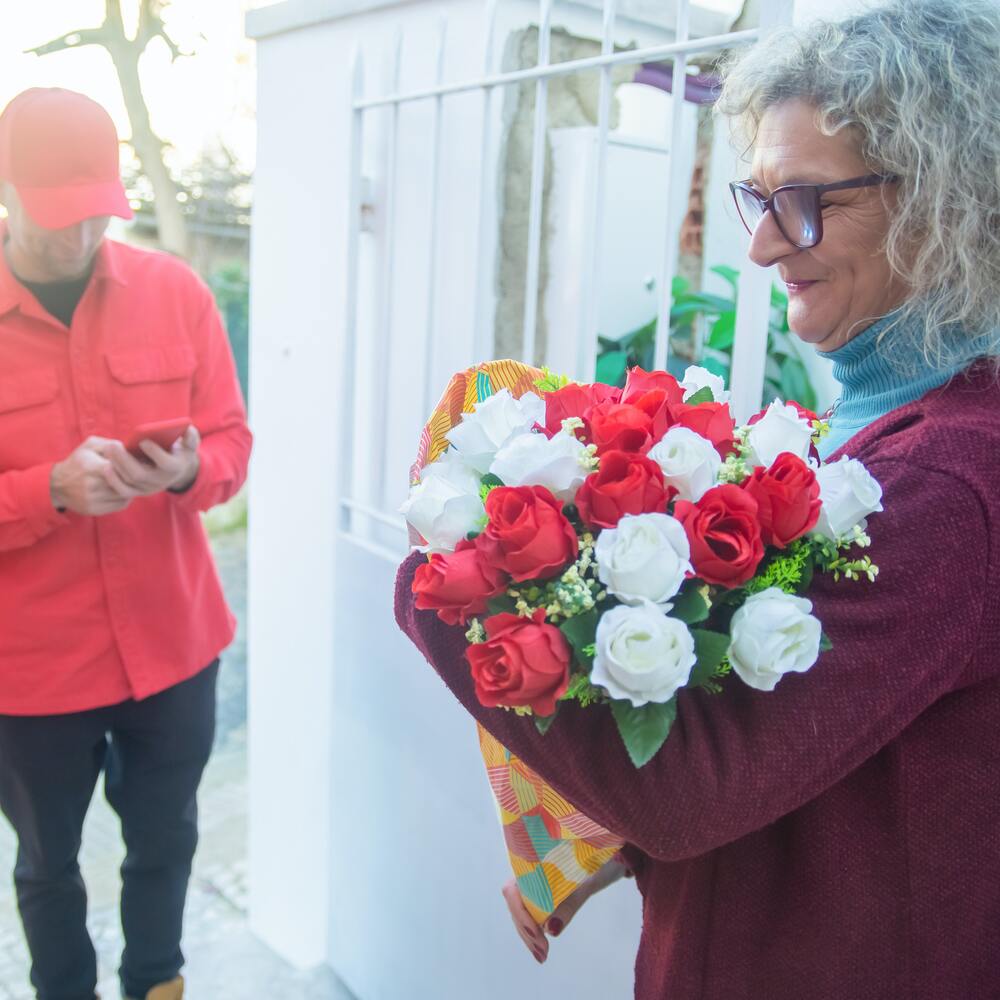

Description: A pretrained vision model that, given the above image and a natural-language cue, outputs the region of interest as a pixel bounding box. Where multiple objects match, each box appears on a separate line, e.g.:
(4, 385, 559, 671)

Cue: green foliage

(595, 267, 818, 410)
(562, 672, 605, 708)
(742, 540, 815, 597)
(535, 367, 572, 393)
(670, 584, 711, 625)
(687, 628, 731, 688)
(208, 262, 249, 402)
(610, 698, 678, 768)
(535, 710, 558, 735)
(559, 610, 599, 669)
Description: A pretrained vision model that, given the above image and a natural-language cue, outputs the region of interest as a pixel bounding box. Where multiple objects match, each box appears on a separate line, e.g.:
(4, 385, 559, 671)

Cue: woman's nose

(746, 209, 795, 268)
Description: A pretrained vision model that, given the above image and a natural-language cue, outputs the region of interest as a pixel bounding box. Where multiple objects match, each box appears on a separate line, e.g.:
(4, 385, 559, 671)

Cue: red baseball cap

(0, 88, 133, 230)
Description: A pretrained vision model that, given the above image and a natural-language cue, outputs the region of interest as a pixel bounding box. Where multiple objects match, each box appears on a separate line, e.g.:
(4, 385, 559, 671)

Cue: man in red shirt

(0, 88, 252, 1000)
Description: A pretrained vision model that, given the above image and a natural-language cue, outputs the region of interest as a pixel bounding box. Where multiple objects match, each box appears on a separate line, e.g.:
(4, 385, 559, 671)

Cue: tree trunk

(109, 43, 188, 258)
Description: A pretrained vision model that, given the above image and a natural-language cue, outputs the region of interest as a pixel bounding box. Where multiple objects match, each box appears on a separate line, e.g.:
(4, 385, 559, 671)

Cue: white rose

(592, 601, 696, 707)
(489, 429, 591, 502)
(445, 390, 546, 474)
(728, 588, 822, 692)
(681, 365, 731, 404)
(744, 400, 814, 469)
(647, 427, 722, 502)
(595, 513, 693, 607)
(813, 455, 884, 540)
(399, 452, 485, 553)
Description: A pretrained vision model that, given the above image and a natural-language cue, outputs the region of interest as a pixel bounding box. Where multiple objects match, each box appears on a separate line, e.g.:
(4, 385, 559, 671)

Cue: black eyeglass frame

(728, 174, 899, 249)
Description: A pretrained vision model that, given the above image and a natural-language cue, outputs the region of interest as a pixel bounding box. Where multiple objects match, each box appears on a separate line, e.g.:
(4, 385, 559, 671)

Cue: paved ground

(0, 529, 356, 1000)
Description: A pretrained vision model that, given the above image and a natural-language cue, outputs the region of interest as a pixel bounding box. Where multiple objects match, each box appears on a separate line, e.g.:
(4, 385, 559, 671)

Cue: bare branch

(24, 26, 113, 57)
(137, 0, 191, 61)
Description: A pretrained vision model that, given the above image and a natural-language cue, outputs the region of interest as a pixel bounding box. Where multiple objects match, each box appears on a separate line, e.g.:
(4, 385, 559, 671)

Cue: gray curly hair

(717, 0, 1000, 369)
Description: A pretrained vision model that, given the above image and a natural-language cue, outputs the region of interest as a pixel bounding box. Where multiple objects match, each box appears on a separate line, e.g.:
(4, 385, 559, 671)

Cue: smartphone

(125, 418, 191, 458)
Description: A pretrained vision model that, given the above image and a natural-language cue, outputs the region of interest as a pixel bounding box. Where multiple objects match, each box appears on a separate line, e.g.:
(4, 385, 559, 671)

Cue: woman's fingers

(502, 880, 549, 963)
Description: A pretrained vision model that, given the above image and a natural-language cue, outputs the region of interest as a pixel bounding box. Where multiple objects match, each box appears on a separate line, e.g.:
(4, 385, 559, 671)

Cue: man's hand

(104, 426, 201, 497)
(50, 437, 135, 516)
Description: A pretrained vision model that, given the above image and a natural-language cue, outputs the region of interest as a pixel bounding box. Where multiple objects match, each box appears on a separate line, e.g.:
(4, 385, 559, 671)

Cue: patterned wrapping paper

(412, 360, 626, 924)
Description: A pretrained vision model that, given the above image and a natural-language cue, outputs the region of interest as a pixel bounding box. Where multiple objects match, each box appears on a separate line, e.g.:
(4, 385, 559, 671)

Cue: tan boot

(123, 976, 184, 1000)
(146, 978, 184, 1000)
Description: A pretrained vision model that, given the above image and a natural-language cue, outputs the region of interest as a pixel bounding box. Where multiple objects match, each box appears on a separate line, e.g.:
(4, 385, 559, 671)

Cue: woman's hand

(502, 858, 630, 963)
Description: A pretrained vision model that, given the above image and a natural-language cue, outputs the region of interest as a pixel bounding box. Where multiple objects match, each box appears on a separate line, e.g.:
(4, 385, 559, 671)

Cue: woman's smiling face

(745, 99, 909, 352)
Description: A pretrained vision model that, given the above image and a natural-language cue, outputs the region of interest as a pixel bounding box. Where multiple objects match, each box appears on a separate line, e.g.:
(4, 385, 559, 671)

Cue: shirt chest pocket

(105, 345, 197, 431)
(0, 369, 68, 470)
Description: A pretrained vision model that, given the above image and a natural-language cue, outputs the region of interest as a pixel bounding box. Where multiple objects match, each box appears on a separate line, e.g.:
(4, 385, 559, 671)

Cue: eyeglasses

(729, 174, 898, 250)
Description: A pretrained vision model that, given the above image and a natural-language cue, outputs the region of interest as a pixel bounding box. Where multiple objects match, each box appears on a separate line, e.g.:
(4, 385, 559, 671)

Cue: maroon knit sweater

(395, 363, 1000, 1000)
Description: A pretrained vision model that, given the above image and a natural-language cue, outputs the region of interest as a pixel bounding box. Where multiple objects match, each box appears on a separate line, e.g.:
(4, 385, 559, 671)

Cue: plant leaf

(595, 350, 629, 388)
(709, 264, 740, 291)
(480, 473, 504, 490)
(670, 585, 711, 624)
(486, 594, 517, 617)
(535, 710, 557, 734)
(687, 628, 731, 687)
(684, 386, 715, 406)
(611, 698, 677, 768)
(707, 312, 736, 351)
(559, 610, 599, 668)
(819, 632, 833, 652)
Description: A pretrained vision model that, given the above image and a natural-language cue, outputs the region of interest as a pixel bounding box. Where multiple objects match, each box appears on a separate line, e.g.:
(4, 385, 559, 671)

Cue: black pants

(0, 661, 218, 1000)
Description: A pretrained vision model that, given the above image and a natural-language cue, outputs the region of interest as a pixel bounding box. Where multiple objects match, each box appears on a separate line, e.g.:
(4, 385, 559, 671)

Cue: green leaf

(486, 594, 517, 617)
(709, 264, 740, 291)
(684, 386, 715, 406)
(535, 710, 557, 735)
(671, 274, 691, 297)
(595, 350, 629, 387)
(819, 633, 833, 652)
(687, 628, 731, 687)
(707, 312, 736, 351)
(611, 698, 677, 768)
(480, 473, 504, 490)
(670, 585, 711, 624)
(559, 610, 599, 668)
(779, 356, 811, 408)
(700, 355, 730, 379)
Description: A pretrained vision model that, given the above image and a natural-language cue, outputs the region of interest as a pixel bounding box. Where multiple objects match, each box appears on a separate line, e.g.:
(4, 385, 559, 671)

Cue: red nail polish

(547, 917, 563, 936)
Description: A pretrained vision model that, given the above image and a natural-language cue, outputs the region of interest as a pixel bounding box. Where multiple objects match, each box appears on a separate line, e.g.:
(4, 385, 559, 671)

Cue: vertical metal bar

(370, 31, 403, 514)
(728, 0, 794, 421)
(521, 0, 553, 367)
(472, 0, 499, 366)
(652, 0, 691, 373)
(341, 47, 366, 534)
(581, 0, 618, 382)
(422, 17, 448, 422)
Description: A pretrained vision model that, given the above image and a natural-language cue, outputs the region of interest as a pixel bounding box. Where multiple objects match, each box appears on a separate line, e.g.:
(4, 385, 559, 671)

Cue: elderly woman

(395, 0, 1000, 996)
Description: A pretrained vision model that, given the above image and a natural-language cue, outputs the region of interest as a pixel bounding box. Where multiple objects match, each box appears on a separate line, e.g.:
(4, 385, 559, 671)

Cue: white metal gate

(339, 0, 794, 564)
(245, 1, 795, 992)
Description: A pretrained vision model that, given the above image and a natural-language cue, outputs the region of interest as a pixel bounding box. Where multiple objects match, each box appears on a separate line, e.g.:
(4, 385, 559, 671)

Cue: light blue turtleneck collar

(816, 310, 976, 459)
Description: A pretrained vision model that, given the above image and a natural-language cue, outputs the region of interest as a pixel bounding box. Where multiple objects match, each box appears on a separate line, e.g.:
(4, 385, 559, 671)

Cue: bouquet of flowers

(403, 362, 883, 769)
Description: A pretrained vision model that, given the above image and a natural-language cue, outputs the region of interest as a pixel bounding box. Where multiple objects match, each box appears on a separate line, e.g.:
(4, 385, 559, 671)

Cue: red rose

(674, 484, 764, 587)
(587, 401, 653, 454)
(668, 401, 738, 458)
(466, 609, 571, 717)
(542, 382, 621, 438)
(621, 366, 685, 406)
(742, 452, 821, 548)
(411, 539, 509, 626)
(630, 388, 674, 443)
(575, 450, 674, 529)
(478, 486, 578, 582)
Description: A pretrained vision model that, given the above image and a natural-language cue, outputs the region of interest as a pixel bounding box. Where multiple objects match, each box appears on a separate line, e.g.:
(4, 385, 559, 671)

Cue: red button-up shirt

(0, 232, 252, 715)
